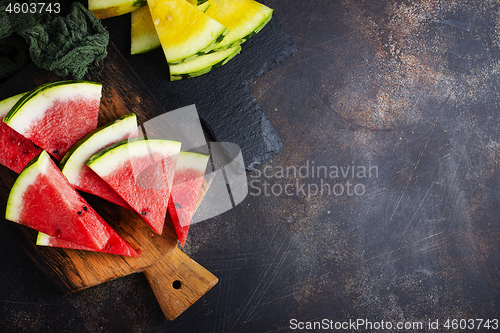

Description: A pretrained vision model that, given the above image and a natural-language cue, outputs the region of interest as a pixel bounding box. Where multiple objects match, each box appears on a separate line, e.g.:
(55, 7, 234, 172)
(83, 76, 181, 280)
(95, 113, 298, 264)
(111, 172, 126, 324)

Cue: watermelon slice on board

(168, 151, 209, 247)
(87, 138, 181, 235)
(60, 113, 139, 209)
(3, 80, 102, 161)
(5, 150, 140, 257)
(36, 232, 94, 252)
(0, 93, 43, 174)
(39, 151, 211, 251)
(204, 0, 274, 50)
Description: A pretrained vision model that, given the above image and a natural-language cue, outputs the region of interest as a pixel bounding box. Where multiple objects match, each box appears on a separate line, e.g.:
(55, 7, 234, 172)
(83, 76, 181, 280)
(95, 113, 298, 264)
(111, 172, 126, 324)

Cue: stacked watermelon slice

(0, 80, 211, 256)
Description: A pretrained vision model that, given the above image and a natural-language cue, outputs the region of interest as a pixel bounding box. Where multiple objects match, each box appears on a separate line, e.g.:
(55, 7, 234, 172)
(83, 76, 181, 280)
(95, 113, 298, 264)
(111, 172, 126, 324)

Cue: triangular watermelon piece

(167, 152, 209, 247)
(35, 230, 139, 257)
(3, 80, 102, 161)
(5, 150, 140, 257)
(0, 93, 42, 174)
(60, 113, 139, 209)
(204, 0, 274, 50)
(87, 138, 181, 234)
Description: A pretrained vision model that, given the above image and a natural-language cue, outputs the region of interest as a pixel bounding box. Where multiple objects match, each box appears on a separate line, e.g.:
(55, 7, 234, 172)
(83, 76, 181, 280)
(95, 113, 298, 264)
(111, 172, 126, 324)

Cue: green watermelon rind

(86, 138, 182, 178)
(0, 92, 27, 118)
(175, 151, 210, 172)
(60, 113, 138, 184)
(3, 80, 102, 134)
(5, 151, 48, 222)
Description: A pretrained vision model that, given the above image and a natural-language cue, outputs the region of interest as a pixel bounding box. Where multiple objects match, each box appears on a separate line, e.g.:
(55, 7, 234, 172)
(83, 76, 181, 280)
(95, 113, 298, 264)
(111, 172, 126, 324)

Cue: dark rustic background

(1, 0, 499, 332)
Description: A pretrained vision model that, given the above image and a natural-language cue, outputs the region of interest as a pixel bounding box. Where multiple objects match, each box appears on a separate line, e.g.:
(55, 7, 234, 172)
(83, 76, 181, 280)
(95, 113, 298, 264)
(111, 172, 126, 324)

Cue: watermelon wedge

(89, 0, 147, 19)
(3, 80, 102, 161)
(0, 93, 42, 174)
(87, 138, 181, 234)
(35, 228, 139, 256)
(60, 113, 138, 209)
(205, 0, 274, 50)
(36, 232, 94, 252)
(5, 150, 140, 257)
(147, 0, 228, 65)
(168, 152, 209, 247)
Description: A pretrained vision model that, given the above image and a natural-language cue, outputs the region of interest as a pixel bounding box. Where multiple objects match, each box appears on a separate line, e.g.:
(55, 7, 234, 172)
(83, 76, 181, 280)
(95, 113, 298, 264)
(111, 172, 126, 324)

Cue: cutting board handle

(143, 247, 218, 320)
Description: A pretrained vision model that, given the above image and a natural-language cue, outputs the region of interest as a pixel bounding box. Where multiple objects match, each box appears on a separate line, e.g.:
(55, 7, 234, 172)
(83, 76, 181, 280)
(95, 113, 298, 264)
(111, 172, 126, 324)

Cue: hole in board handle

(172, 280, 182, 289)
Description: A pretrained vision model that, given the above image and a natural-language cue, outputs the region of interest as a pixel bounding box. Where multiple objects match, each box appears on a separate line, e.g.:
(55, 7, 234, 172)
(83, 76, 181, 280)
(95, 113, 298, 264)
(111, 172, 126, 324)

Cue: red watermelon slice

(60, 113, 139, 209)
(0, 93, 42, 174)
(87, 138, 181, 234)
(168, 152, 209, 247)
(35, 228, 139, 257)
(5, 150, 140, 257)
(3, 80, 102, 161)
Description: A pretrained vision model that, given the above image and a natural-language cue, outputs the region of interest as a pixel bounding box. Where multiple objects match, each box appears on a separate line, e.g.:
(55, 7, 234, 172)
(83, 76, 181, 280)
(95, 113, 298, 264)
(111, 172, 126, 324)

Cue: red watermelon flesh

(24, 96, 99, 160)
(36, 230, 140, 257)
(6, 151, 139, 257)
(0, 93, 42, 174)
(74, 166, 131, 209)
(103, 154, 175, 234)
(4, 81, 101, 161)
(87, 139, 181, 235)
(167, 152, 209, 247)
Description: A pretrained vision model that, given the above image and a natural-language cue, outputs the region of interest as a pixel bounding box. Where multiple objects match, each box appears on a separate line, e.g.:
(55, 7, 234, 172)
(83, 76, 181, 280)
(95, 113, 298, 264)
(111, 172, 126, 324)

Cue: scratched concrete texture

(242, 0, 500, 330)
(1, 0, 500, 332)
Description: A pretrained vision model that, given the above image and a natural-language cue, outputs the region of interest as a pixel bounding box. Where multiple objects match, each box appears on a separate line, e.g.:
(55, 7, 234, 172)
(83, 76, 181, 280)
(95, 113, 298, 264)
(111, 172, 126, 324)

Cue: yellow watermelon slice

(131, 4, 161, 55)
(0, 93, 42, 174)
(89, 0, 147, 19)
(87, 138, 181, 234)
(131, 2, 212, 55)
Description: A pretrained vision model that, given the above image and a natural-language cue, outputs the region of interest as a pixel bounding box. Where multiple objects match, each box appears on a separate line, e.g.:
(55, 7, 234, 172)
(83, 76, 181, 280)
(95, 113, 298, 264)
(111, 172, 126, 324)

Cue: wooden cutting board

(0, 43, 217, 321)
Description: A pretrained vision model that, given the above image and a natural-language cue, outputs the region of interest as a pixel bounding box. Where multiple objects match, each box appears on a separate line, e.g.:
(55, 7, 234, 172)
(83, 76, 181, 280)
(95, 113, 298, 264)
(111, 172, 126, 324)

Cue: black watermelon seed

(77, 211, 82, 215)
(175, 203, 182, 209)
(53, 150, 59, 155)
(83, 206, 87, 211)
(141, 211, 147, 215)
